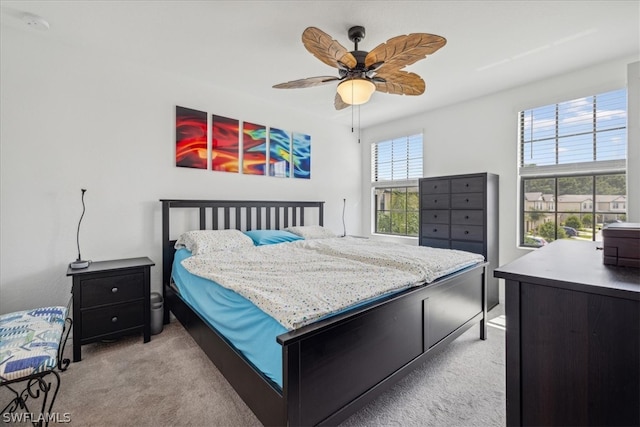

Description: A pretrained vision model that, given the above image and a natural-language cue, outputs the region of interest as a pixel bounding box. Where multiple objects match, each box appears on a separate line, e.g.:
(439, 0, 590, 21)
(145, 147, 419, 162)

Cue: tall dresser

(419, 172, 499, 309)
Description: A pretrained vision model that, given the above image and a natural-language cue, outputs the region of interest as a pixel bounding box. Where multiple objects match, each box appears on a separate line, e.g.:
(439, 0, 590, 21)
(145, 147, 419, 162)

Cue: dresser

(67, 257, 155, 362)
(419, 172, 499, 308)
(495, 240, 639, 426)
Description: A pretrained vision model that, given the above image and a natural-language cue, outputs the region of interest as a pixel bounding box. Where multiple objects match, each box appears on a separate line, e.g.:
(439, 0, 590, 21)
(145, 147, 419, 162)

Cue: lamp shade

(337, 78, 376, 105)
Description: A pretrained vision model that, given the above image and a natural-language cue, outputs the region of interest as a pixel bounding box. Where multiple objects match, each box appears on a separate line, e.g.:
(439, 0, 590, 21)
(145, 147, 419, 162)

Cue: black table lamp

(69, 189, 90, 269)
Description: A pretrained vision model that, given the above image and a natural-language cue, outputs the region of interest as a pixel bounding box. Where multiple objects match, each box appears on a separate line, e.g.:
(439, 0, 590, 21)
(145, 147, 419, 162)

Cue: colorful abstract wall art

(268, 127, 291, 178)
(292, 132, 311, 179)
(212, 115, 240, 172)
(242, 122, 267, 175)
(175, 106, 207, 169)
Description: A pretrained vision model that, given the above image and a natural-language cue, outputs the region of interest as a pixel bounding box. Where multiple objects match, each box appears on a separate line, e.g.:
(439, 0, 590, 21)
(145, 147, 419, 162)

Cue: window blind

(372, 134, 423, 182)
(519, 88, 627, 177)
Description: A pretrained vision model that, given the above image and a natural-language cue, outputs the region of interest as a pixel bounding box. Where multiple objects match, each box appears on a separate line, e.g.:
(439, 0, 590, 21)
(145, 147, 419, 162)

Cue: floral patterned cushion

(0, 306, 67, 381)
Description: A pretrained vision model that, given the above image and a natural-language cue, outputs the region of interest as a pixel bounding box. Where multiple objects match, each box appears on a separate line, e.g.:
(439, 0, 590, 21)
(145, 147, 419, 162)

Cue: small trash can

(150, 292, 164, 335)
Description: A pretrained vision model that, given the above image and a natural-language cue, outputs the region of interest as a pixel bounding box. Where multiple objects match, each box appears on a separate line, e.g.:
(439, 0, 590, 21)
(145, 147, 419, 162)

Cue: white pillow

(174, 229, 254, 255)
(284, 225, 337, 239)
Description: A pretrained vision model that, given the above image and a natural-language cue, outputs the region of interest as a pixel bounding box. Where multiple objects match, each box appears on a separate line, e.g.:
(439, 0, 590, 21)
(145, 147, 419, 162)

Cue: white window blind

(372, 134, 423, 182)
(519, 88, 627, 177)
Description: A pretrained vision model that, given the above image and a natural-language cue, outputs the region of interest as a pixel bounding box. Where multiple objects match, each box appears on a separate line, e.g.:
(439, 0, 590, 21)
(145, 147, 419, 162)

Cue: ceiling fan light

(337, 78, 376, 105)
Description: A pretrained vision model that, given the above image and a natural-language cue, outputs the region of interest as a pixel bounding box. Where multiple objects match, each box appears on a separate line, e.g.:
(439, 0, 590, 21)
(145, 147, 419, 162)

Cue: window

(372, 134, 423, 236)
(519, 89, 627, 247)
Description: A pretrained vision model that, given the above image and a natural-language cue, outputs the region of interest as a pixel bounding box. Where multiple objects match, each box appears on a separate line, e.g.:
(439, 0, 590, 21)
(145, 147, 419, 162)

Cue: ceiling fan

(273, 26, 446, 110)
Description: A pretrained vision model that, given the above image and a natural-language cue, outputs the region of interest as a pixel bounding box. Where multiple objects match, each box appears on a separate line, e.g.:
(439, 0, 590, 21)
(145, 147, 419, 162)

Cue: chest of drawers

(67, 257, 155, 361)
(419, 173, 499, 308)
(495, 240, 639, 426)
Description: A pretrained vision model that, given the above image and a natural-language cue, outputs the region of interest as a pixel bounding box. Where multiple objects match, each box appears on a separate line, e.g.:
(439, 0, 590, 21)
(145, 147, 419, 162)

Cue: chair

(0, 304, 72, 426)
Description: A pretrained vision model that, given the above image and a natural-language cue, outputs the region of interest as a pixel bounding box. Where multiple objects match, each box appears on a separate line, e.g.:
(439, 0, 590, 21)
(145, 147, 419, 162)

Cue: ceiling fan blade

(273, 76, 340, 89)
(302, 27, 358, 70)
(373, 70, 426, 96)
(334, 93, 350, 110)
(365, 33, 446, 71)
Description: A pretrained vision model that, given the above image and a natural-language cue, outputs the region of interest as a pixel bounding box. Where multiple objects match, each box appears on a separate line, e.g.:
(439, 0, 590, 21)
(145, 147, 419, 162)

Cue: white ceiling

(2, 1, 639, 128)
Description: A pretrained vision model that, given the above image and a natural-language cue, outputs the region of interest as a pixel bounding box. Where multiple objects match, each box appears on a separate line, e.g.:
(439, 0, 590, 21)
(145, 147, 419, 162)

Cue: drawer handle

(464, 230, 469, 235)
(111, 316, 118, 323)
(433, 214, 438, 218)
(465, 198, 469, 202)
(465, 215, 469, 219)
(465, 183, 469, 187)
(434, 199, 438, 203)
(111, 287, 119, 293)
(434, 185, 438, 189)
(433, 228, 438, 232)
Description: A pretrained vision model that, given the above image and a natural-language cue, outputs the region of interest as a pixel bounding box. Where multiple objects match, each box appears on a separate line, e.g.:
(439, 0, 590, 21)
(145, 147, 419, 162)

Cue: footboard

(278, 263, 487, 426)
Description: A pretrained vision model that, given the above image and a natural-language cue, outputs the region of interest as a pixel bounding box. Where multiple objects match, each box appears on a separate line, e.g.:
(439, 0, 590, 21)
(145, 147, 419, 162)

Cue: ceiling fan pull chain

(358, 104, 361, 144)
(351, 89, 355, 134)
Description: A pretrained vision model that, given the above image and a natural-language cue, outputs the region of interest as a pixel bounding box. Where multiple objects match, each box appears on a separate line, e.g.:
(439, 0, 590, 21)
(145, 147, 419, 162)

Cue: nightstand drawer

(80, 272, 144, 307)
(81, 301, 144, 339)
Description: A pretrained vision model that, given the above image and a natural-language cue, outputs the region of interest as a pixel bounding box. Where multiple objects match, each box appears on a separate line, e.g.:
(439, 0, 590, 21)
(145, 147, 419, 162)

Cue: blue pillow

(243, 229, 304, 246)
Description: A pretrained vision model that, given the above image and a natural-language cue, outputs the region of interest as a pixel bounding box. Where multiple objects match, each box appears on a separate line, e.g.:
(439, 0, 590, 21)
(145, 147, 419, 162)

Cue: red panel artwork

(176, 106, 207, 169)
(212, 115, 240, 172)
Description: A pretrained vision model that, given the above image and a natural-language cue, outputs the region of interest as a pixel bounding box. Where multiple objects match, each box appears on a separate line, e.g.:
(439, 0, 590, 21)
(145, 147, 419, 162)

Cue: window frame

(518, 88, 627, 248)
(371, 133, 423, 237)
(520, 172, 627, 247)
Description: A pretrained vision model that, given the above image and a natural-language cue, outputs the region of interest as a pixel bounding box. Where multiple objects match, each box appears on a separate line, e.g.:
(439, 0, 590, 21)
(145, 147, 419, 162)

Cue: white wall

(0, 26, 362, 313)
(360, 56, 639, 303)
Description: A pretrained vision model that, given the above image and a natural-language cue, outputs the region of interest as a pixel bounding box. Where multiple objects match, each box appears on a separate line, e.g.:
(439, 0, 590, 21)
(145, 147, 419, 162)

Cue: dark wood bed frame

(161, 199, 488, 426)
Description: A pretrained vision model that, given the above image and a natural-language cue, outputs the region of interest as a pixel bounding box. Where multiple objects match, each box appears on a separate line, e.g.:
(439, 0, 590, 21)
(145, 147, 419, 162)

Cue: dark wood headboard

(160, 199, 325, 291)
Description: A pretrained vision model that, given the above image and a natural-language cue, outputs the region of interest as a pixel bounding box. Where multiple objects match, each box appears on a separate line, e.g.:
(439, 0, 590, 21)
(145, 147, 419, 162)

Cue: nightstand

(66, 257, 155, 362)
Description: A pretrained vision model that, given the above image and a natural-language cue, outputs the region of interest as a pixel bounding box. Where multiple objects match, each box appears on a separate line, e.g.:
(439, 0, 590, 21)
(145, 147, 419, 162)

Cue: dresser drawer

(421, 238, 450, 249)
(451, 240, 485, 255)
(422, 209, 449, 224)
(81, 301, 144, 339)
(423, 224, 450, 239)
(421, 194, 450, 209)
(451, 176, 484, 193)
(451, 225, 484, 241)
(421, 179, 450, 195)
(451, 193, 484, 209)
(451, 210, 484, 226)
(80, 272, 144, 307)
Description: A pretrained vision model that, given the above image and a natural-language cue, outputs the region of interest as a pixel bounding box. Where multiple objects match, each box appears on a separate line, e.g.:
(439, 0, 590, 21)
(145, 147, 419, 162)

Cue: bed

(161, 199, 488, 426)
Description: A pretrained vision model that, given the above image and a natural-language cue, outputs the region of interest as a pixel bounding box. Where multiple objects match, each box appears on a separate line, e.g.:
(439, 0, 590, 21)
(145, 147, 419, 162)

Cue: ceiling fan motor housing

(348, 26, 366, 44)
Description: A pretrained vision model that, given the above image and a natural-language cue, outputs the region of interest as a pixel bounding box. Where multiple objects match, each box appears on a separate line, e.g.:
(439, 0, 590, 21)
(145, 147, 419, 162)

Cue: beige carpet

(2, 307, 505, 426)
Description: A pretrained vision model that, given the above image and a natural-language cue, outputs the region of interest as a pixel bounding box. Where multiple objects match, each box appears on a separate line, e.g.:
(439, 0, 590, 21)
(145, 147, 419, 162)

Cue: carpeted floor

(2, 306, 505, 426)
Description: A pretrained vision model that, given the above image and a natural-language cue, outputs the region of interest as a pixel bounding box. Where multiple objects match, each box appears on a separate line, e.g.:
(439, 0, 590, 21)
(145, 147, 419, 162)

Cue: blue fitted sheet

(172, 248, 287, 388)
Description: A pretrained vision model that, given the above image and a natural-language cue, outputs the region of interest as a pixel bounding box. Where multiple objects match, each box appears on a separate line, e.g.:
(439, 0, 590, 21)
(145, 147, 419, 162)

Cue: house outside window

(519, 88, 627, 247)
(371, 134, 423, 236)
